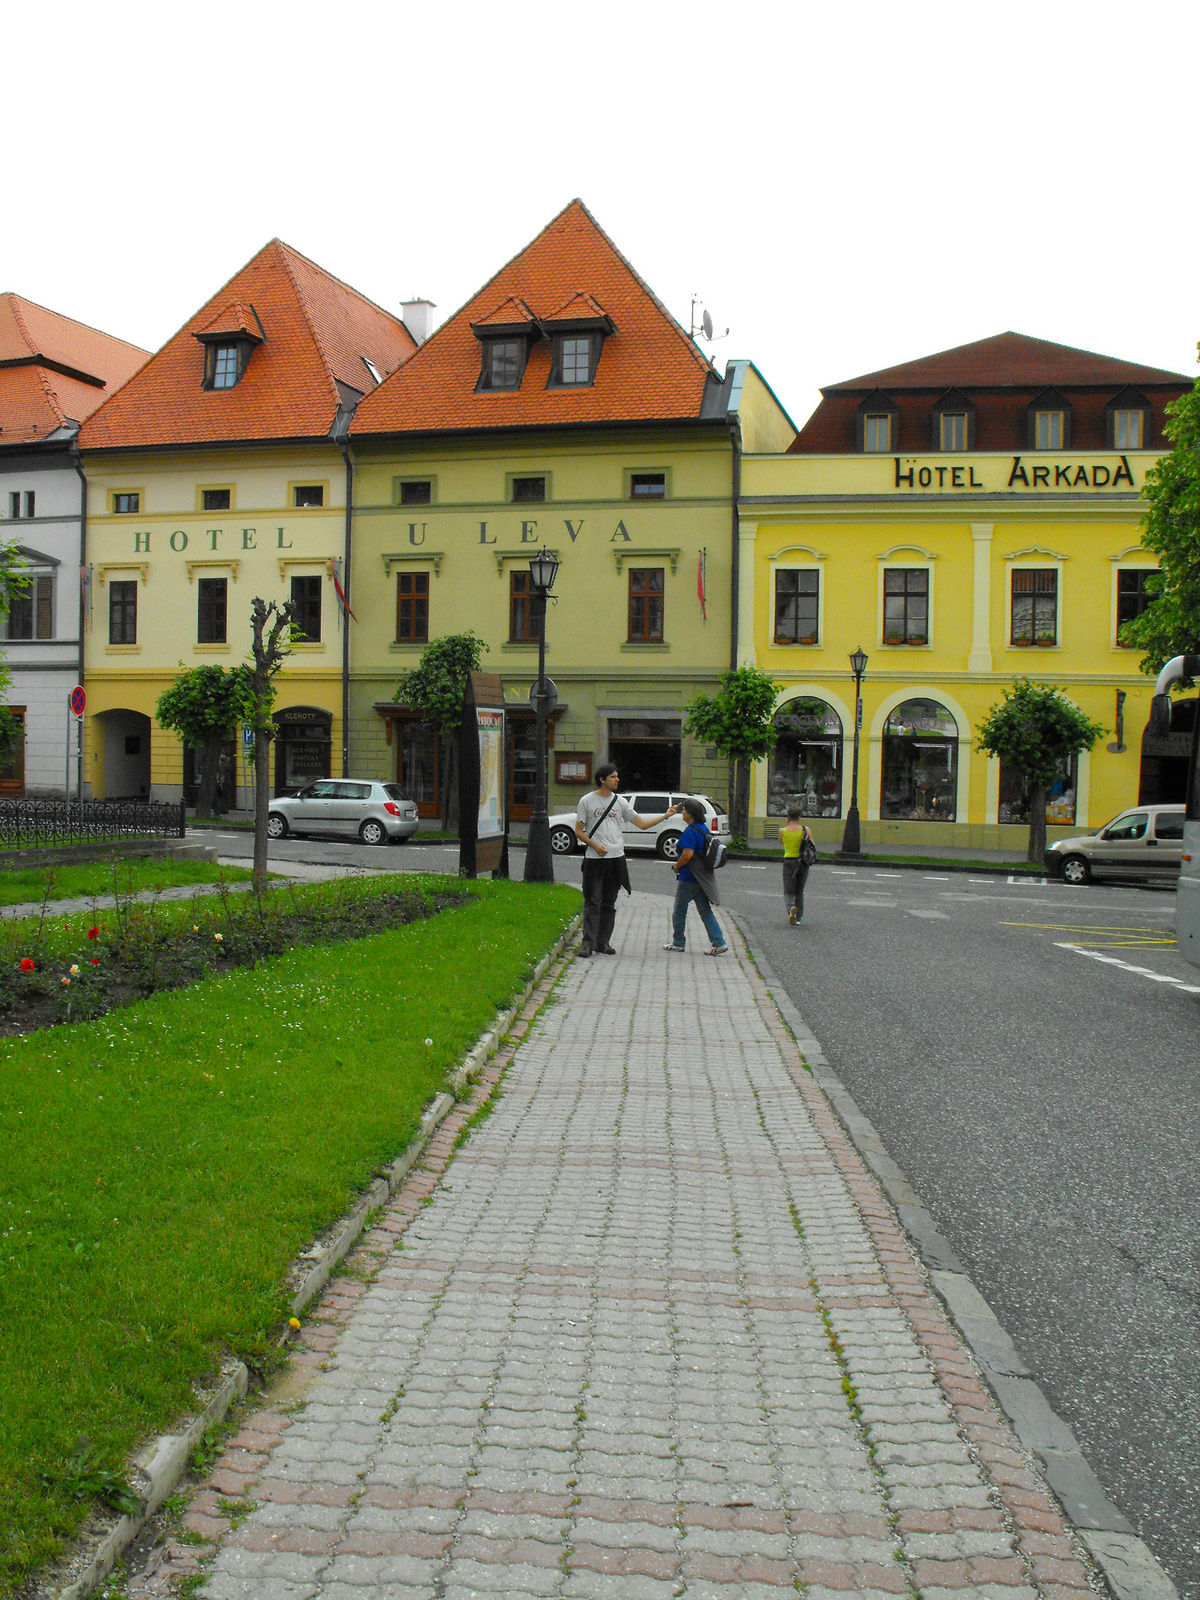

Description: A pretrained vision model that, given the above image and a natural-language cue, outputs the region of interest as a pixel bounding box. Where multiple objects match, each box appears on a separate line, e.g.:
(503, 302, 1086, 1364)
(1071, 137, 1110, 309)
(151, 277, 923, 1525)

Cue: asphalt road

(206, 829, 1200, 1597)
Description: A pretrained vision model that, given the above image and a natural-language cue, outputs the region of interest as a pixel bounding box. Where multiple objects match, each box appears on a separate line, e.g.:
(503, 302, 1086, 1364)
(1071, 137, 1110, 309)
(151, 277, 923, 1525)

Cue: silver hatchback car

(267, 780, 419, 846)
(1045, 804, 1185, 884)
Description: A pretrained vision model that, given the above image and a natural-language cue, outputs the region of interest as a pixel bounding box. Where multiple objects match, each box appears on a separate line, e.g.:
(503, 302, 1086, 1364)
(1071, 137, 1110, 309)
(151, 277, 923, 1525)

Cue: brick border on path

(120, 895, 1108, 1600)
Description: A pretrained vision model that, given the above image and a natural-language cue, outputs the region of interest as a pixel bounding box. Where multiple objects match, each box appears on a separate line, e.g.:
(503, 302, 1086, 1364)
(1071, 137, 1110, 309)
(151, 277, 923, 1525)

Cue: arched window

(767, 697, 843, 817)
(881, 698, 958, 822)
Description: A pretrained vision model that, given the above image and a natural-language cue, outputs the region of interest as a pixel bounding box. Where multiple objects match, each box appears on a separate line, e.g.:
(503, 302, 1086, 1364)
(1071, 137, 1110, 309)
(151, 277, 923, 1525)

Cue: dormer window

(1107, 387, 1150, 450)
(484, 340, 524, 390)
(543, 293, 613, 390)
(856, 389, 898, 453)
(194, 301, 264, 392)
(471, 296, 543, 393)
(932, 389, 974, 451)
(213, 346, 239, 389)
(1028, 388, 1072, 450)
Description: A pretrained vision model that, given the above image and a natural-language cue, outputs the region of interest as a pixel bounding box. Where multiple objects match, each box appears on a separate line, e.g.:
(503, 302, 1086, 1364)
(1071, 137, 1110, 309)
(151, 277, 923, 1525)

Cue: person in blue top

(663, 797, 728, 956)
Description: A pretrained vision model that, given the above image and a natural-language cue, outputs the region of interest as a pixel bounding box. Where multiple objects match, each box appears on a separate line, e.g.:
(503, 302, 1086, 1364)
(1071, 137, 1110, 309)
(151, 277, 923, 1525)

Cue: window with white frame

(864, 413, 892, 452)
(774, 569, 820, 645)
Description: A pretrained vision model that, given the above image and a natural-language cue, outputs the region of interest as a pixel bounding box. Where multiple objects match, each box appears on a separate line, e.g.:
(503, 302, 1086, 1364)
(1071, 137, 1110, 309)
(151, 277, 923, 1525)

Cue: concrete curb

(45, 911, 583, 1600)
(730, 911, 1181, 1600)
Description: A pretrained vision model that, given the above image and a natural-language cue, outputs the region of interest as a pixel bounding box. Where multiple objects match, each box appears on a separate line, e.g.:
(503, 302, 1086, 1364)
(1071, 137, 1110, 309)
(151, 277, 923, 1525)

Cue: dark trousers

(783, 858, 809, 916)
(581, 857, 623, 948)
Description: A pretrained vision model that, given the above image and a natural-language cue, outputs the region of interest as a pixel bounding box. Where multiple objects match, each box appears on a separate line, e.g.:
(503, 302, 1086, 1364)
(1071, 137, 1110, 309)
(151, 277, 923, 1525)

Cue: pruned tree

(155, 666, 246, 818)
(392, 632, 487, 831)
(1121, 370, 1200, 679)
(683, 666, 781, 842)
(976, 679, 1104, 864)
(0, 543, 32, 766)
(240, 597, 295, 887)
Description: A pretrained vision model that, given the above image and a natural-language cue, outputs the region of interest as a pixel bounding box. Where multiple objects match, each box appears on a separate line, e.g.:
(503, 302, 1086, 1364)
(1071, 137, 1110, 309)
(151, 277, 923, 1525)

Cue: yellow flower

(69, 964, 79, 975)
(288, 1316, 302, 1331)
(192, 925, 199, 932)
(214, 933, 223, 942)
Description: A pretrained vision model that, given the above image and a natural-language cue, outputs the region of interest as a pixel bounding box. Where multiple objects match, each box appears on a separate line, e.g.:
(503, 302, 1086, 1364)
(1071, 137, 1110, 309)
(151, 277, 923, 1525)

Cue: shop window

(8, 575, 53, 640)
(774, 569, 819, 645)
(509, 570, 541, 642)
(197, 577, 228, 644)
(112, 492, 140, 514)
(399, 720, 440, 815)
(863, 414, 891, 452)
(202, 488, 231, 511)
(628, 568, 664, 642)
(767, 697, 843, 818)
(109, 580, 137, 644)
(274, 709, 332, 795)
(511, 475, 546, 503)
(397, 571, 429, 642)
(881, 698, 958, 822)
(1011, 568, 1057, 646)
(883, 568, 928, 645)
(290, 575, 321, 642)
(293, 484, 324, 508)
(1116, 569, 1155, 641)
(999, 753, 1077, 826)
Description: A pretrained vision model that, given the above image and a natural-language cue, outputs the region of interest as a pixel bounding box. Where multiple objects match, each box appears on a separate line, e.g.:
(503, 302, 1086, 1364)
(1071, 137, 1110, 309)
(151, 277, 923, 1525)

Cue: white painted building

(0, 295, 146, 794)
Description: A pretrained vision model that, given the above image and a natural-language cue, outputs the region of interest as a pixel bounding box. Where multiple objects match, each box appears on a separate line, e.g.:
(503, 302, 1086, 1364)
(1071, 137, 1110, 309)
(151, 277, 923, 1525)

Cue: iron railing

(0, 798, 186, 849)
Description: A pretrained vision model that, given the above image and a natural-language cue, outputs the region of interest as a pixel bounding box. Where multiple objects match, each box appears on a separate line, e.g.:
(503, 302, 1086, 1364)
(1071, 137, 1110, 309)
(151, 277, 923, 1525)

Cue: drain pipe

(338, 440, 354, 778)
(70, 439, 87, 796)
(728, 418, 742, 670)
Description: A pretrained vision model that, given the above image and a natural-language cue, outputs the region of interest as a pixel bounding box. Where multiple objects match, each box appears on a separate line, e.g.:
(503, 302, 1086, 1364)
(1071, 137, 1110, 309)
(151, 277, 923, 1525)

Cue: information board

(458, 673, 509, 880)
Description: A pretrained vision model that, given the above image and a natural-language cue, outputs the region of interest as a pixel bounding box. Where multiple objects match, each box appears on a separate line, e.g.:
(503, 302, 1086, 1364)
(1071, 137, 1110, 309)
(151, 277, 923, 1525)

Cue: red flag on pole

(332, 561, 357, 623)
(697, 548, 707, 621)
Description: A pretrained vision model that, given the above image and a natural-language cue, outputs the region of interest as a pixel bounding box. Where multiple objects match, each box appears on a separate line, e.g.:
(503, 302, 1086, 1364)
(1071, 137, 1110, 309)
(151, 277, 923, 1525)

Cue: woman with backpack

(664, 797, 728, 955)
(780, 804, 817, 925)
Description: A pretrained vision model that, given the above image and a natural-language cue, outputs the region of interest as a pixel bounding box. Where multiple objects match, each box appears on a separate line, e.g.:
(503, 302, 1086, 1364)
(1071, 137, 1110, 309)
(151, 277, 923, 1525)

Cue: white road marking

(847, 898, 898, 908)
(828, 869, 858, 876)
(969, 878, 996, 885)
(923, 875, 950, 881)
(907, 909, 950, 919)
(739, 865, 768, 871)
(873, 872, 902, 878)
(1009, 875, 1048, 886)
(1055, 941, 1200, 994)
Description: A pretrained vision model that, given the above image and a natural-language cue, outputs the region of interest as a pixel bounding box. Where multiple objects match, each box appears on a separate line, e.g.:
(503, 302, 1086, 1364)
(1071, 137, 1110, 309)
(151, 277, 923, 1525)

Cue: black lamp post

(523, 547, 560, 884)
(840, 646, 868, 857)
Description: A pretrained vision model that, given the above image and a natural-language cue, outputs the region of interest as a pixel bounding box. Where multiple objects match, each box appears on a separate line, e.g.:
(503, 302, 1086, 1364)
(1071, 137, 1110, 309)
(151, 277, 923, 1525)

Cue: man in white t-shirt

(574, 764, 678, 957)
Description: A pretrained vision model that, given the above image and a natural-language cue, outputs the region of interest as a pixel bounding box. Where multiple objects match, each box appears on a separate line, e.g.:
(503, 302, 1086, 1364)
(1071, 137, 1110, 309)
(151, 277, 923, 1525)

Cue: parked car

(1044, 805, 1185, 884)
(548, 791, 729, 861)
(267, 780, 419, 845)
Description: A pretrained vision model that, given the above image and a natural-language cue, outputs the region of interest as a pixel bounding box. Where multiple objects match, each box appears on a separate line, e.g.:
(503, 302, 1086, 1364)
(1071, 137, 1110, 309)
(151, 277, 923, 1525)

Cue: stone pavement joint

(125, 892, 1102, 1600)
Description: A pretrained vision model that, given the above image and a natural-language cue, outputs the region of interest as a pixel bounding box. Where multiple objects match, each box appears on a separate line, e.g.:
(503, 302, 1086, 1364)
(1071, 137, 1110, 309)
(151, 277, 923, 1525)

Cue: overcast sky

(8, 0, 1196, 429)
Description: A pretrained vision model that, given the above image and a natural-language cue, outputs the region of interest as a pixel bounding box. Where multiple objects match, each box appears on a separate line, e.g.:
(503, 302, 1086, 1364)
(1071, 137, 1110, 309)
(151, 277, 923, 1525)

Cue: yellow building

(738, 333, 1192, 847)
(347, 201, 793, 821)
(77, 241, 415, 799)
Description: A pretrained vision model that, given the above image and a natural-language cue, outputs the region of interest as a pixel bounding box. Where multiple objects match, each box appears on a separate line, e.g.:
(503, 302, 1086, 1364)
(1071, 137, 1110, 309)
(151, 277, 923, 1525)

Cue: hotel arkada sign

(893, 454, 1139, 493)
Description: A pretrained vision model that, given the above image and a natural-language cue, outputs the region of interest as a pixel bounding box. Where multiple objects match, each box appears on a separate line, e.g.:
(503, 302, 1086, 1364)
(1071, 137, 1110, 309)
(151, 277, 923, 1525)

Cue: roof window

(544, 294, 613, 390)
(194, 301, 264, 392)
(932, 389, 974, 452)
(856, 389, 898, 453)
(470, 297, 543, 393)
(1106, 387, 1150, 450)
(1027, 389, 1072, 450)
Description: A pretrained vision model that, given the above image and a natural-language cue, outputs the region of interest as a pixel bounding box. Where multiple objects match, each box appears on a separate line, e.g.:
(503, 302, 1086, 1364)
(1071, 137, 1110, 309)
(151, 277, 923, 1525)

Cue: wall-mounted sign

(893, 455, 1138, 493)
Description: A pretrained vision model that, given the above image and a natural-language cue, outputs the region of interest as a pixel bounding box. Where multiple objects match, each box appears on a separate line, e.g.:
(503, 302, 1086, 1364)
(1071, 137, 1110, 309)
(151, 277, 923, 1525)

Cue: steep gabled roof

(0, 294, 147, 445)
(827, 331, 1192, 393)
(352, 199, 716, 437)
(79, 240, 417, 451)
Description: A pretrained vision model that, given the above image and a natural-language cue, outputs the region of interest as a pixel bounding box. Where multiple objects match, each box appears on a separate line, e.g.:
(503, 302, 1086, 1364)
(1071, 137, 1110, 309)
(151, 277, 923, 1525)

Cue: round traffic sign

(69, 686, 86, 717)
(529, 676, 558, 714)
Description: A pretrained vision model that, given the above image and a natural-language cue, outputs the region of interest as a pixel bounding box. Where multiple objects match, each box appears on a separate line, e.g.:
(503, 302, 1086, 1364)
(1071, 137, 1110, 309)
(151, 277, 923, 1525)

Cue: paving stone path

(135, 894, 1096, 1600)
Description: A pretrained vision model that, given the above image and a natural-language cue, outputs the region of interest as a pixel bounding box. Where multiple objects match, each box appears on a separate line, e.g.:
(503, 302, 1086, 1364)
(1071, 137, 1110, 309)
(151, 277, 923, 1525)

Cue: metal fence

(0, 798, 187, 849)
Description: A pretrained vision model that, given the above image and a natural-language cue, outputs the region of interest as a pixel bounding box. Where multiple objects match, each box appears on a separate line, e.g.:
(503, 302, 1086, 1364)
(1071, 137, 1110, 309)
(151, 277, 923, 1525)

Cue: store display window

(880, 699, 958, 822)
(767, 697, 843, 817)
(998, 753, 1077, 826)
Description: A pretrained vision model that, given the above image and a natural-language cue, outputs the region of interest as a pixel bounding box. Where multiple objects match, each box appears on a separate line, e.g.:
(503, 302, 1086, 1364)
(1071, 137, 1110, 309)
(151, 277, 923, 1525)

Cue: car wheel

(266, 812, 288, 840)
(359, 819, 387, 846)
(549, 825, 576, 855)
(657, 830, 683, 861)
(1060, 853, 1090, 886)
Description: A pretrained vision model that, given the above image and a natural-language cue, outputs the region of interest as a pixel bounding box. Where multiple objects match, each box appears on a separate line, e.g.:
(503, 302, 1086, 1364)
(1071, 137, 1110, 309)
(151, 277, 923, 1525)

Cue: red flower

(90, 958, 100, 965)
(87, 927, 99, 940)
(19, 958, 34, 973)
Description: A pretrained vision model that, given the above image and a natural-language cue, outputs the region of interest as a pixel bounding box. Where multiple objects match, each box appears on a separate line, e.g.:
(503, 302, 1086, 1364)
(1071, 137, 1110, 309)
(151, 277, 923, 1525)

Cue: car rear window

(1154, 813, 1184, 841)
(707, 798, 727, 816)
(383, 784, 411, 803)
(337, 783, 372, 799)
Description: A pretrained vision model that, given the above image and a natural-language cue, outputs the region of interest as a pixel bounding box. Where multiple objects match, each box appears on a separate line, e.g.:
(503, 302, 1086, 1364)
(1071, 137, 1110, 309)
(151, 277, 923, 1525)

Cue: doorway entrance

(398, 721, 441, 817)
(100, 709, 151, 798)
(607, 718, 681, 790)
(0, 708, 25, 797)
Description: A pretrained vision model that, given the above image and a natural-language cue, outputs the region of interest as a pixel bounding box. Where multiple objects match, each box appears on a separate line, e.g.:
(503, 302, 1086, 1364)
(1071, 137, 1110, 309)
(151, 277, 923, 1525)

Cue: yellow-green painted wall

(740, 449, 1161, 846)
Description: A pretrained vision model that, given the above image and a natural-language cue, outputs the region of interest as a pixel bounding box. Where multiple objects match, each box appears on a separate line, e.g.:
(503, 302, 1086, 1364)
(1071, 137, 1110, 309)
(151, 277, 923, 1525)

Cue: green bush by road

(0, 878, 578, 1593)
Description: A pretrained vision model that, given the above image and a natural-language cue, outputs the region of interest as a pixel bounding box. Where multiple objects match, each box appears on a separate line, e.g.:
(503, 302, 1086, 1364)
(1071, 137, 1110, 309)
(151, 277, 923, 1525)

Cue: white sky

(7, 0, 1197, 429)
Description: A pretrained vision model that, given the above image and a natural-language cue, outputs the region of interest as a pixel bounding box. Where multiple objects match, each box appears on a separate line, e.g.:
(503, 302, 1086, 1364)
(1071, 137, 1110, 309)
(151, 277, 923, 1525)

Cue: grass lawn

(0, 856, 256, 908)
(0, 877, 579, 1593)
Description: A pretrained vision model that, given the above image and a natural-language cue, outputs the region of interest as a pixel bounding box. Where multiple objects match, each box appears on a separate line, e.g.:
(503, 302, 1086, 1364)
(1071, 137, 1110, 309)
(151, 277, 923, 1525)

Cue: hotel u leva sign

(744, 451, 1154, 500)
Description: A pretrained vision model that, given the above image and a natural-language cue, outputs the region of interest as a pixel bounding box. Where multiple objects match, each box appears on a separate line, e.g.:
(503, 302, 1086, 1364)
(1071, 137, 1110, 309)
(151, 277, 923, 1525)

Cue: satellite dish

(702, 309, 714, 340)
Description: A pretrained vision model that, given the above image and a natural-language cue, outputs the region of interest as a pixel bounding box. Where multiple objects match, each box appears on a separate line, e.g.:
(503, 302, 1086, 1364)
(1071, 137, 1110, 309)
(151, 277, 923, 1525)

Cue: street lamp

(523, 547, 560, 883)
(840, 646, 868, 857)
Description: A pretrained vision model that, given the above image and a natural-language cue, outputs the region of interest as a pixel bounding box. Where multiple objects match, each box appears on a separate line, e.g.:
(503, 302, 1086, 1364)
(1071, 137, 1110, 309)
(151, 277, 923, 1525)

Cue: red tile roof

(471, 296, 541, 331)
(825, 331, 1192, 393)
(79, 240, 417, 452)
(196, 301, 263, 342)
(352, 199, 716, 437)
(0, 293, 147, 445)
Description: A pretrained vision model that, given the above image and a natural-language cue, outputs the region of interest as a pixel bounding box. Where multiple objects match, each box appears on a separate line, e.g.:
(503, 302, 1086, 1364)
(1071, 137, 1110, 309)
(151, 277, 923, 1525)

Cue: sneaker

(707, 945, 729, 957)
(597, 945, 617, 955)
(788, 905, 797, 925)
(578, 942, 594, 958)
(662, 943, 686, 952)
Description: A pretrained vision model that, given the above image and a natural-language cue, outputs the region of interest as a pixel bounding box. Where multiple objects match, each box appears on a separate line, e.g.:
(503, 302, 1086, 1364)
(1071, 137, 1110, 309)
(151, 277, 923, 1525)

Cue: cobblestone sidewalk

(137, 892, 1097, 1600)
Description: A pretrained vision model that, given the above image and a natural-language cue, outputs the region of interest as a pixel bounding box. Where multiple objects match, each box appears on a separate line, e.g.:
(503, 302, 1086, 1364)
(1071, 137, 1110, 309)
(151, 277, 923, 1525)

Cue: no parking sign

(69, 686, 86, 717)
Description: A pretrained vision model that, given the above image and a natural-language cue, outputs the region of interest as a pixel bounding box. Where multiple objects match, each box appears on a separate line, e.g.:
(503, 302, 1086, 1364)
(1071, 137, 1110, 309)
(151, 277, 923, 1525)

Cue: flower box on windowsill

(883, 635, 927, 647)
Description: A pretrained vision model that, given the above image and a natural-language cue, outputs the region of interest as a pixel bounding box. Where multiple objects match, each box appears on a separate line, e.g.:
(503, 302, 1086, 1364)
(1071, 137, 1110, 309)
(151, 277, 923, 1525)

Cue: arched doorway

(881, 698, 958, 822)
(767, 697, 843, 817)
(274, 707, 332, 796)
(100, 709, 151, 798)
(1139, 698, 1195, 805)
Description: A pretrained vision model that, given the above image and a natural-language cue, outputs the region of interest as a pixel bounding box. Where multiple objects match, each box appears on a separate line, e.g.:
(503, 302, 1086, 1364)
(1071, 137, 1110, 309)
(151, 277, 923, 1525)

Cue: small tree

(976, 679, 1104, 864)
(1121, 371, 1200, 676)
(393, 632, 487, 831)
(155, 666, 245, 818)
(683, 666, 781, 841)
(240, 597, 295, 888)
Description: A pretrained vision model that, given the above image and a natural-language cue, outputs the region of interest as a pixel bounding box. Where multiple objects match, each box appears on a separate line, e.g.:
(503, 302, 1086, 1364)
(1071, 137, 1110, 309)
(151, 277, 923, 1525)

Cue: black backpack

(702, 832, 728, 870)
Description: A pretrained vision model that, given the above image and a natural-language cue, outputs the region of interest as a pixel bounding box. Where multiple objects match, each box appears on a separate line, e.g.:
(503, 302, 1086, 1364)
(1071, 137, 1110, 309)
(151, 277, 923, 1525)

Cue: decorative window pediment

(471, 296, 544, 392)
